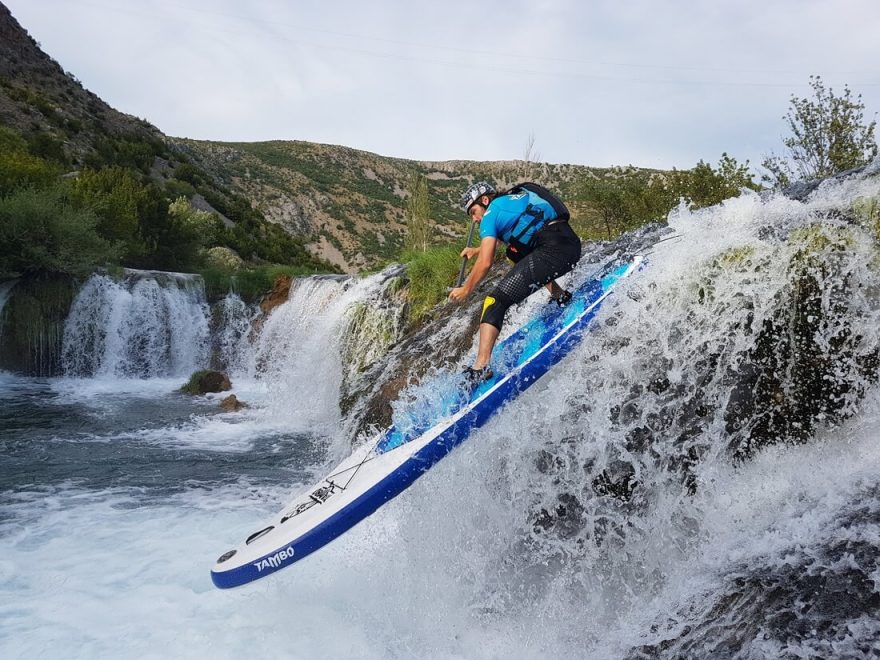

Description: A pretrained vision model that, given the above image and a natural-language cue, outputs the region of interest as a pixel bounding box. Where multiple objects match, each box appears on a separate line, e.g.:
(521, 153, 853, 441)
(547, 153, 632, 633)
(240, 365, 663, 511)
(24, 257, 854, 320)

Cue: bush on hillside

(0, 127, 61, 196)
(69, 166, 142, 248)
(0, 184, 120, 278)
(200, 264, 325, 302)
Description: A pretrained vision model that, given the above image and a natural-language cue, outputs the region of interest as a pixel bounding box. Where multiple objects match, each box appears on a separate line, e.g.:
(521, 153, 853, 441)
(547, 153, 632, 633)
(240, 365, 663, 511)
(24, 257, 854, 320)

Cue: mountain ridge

(177, 136, 659, 271)
(0, 0, 663, 274)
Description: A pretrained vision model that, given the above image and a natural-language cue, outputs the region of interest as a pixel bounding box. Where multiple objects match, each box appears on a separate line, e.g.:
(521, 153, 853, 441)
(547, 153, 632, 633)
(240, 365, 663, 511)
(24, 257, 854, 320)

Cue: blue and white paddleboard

(211, 255, 643, 589)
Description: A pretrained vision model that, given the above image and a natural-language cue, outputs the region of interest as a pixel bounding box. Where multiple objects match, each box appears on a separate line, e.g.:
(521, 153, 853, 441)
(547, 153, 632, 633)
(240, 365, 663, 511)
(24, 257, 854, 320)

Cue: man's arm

(449, 236, 497, 302)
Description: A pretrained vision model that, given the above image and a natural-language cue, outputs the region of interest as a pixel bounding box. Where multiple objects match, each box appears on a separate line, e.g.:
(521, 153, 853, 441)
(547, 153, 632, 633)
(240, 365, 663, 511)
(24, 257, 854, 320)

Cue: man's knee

(480, 290, 512, 330)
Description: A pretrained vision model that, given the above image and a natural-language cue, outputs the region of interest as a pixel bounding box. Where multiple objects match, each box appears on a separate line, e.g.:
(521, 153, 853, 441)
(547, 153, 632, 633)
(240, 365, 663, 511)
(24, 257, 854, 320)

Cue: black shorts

(481, 222, 582, 329)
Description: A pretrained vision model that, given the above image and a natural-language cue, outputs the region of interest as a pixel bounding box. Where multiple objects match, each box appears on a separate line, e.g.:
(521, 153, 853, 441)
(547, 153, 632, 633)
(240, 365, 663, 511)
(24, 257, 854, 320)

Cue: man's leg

(472, 323, 500, 370)
(471, 230, 579, 371)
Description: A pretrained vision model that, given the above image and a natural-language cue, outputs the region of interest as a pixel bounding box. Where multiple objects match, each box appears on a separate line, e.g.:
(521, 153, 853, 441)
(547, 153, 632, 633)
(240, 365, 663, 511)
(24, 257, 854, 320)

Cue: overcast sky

(7, 0, 880, 172)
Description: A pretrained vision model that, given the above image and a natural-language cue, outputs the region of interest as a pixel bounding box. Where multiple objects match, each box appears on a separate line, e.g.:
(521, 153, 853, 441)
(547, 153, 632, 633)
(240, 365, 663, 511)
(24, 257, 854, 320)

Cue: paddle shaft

(456, 221, 477, 287)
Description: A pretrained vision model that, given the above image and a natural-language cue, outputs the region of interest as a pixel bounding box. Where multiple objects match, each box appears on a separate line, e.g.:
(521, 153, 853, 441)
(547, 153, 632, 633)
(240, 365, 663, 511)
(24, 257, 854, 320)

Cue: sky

(6, 0, 880, 172)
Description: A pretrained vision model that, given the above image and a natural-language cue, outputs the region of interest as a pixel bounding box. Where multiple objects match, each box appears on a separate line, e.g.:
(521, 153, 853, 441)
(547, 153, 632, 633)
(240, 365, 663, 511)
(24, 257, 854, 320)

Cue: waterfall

(3, 170, 880, 656)
(61, 269, 210, 378)
(230, 275, 381, 434)
(0, 279, 16, 348)
(213, 292, 253, 375)
(376, 172, 880, 654)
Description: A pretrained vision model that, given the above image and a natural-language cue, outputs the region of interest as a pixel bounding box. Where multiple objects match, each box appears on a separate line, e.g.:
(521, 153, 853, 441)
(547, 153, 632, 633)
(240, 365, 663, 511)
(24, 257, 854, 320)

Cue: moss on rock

(180, 369, 231, 395)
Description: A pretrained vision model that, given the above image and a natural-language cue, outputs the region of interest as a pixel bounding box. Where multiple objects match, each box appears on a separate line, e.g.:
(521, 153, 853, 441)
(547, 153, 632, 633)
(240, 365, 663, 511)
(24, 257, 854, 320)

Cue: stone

(219, 394, 247, 411)
(180, 369, 231, 395)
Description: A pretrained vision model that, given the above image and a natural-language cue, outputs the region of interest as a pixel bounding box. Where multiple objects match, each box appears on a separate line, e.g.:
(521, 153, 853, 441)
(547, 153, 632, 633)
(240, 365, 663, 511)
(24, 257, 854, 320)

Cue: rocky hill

(178, 138, 658, 272)
(0, 2, 164, 167)
(0, 0, 663, 275)
(0, 1, 333, 279)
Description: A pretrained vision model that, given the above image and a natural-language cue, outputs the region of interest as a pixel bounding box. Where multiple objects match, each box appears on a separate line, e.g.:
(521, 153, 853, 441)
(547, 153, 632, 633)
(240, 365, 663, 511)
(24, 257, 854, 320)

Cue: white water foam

(1, 395, 877, 659)
(230, 274, 390, 456)
(214, 292, 254, 375)
(62, 271, 210, 378)
(3, 176, 880, 658)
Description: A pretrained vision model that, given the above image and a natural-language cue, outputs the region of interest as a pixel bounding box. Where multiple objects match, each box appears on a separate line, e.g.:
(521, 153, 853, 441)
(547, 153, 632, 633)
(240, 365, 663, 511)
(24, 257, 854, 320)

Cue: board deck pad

(211, 255, 643, 588)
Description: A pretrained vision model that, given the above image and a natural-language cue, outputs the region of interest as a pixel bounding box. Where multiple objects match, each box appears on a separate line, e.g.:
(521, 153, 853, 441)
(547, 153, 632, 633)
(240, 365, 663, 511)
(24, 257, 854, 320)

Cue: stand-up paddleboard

(211, 255, 644, 589)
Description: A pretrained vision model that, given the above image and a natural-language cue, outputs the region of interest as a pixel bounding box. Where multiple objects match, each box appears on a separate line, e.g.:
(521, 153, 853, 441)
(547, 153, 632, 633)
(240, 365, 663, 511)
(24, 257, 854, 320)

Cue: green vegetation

(0, 122, 337, 284)
(762, 76, 878, 188)
(579, 155, 759, 239)
(0, 274, 79, 375)
(179, 369, 230, 395)
(0, 184, 120, 278)
(0, 126, 62, 195)
(402, 246, 462, 323)
(405, 172, 430, 252)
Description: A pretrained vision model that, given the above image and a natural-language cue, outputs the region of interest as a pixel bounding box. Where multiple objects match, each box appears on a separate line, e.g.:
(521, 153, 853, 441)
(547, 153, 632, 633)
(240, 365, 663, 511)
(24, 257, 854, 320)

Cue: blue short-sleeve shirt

(479, 190, 558, 245)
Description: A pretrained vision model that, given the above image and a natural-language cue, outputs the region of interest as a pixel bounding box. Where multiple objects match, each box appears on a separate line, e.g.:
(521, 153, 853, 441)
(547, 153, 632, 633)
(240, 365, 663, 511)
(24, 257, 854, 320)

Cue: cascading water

(2, 170, 880, 658)
(61, 269, 210, 378)
(228, 273, 403, 447)
(0, 279, 16, 348)
(213, 292, 253, 375)
(366, 173, 880, 656)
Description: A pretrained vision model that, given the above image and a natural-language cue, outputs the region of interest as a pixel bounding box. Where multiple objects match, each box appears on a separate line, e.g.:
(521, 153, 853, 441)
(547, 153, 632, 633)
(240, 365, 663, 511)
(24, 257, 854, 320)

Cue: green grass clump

(403, 246, 462, 323)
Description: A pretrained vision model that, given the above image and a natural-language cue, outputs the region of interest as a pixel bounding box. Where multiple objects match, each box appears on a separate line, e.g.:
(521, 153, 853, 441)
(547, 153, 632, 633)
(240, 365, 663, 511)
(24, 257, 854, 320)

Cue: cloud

(7, 0, 880, 171)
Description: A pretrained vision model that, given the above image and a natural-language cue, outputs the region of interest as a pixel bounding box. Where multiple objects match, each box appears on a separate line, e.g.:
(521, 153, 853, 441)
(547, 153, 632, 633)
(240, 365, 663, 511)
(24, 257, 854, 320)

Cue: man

(448, 181, 582, 382)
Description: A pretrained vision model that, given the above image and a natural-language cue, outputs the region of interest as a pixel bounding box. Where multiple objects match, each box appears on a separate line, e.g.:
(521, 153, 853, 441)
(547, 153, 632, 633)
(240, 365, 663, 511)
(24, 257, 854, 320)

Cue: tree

(762, 76, 878, 188)
(580, 154, 758, 240)
(0, 184, 120, 278)
(69, 166, 143, 248)
(522, 130, 542, 180)
(405, 172, 431, 252)
(523, 131, 540, 163)
(581, 174, 669, 239)
(0, 127, 61, 196)
(653, 153, 759, 210)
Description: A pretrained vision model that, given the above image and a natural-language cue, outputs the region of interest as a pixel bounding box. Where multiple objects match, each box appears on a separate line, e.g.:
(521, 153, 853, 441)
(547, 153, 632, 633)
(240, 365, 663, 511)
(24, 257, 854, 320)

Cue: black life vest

(502, 182, 571, 260)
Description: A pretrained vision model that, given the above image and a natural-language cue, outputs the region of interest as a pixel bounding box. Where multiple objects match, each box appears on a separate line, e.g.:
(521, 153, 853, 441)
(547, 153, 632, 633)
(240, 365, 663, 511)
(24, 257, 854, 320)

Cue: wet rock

(532, 493, 584, 538)
(627, 489, 880, 659)
(219, 394, 247, 411)
(259, 276, 292, 316)
(724, 227, 879, 459)
(592, 461, 638, 501)
(180, 369, 231, 395)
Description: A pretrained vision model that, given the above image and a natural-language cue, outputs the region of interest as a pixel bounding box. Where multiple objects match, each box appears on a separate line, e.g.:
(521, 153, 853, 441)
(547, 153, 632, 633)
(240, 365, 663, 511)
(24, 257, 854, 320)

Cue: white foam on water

(3, 175, 880, 658)
(62, 273, 210, 379)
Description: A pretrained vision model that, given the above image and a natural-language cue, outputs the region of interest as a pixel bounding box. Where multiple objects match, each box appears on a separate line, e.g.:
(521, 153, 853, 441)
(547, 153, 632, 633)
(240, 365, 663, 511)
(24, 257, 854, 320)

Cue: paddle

(455, 220, 477, 288)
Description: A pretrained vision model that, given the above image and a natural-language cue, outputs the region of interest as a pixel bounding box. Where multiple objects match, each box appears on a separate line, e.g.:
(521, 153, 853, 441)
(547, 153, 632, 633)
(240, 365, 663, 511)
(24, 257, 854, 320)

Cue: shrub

(69, 166, 142, 247)
(762, 76, 878, 188)
(0, 127, 61, 196)
(199, 263, 325, 302)
(0, 184, 121, 277)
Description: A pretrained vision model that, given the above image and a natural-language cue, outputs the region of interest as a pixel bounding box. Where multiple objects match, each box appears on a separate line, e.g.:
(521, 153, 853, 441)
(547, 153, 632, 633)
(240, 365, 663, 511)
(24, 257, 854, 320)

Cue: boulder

(219, 394, 247, 411)
(259, 275, 292, 316)
(180, 369, 231, 395)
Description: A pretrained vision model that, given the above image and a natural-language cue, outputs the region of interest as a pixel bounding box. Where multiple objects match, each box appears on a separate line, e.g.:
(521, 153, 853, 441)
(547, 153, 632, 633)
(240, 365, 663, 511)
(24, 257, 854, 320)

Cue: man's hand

(448, 286, 470, 302)
(460, 246, 480, 260)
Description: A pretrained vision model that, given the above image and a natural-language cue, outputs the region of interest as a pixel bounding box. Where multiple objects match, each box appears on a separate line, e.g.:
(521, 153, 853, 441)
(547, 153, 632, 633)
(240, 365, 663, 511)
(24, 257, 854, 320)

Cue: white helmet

(460, 181, 496, 212)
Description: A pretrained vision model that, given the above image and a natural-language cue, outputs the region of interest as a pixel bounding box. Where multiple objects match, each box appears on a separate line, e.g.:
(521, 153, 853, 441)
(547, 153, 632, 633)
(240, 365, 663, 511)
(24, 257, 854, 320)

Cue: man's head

(460, 181, 496, 221)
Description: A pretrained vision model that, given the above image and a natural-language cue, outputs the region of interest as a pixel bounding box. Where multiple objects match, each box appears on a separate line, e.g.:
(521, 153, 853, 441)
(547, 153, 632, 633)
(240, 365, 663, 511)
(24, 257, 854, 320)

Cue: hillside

(0, 3, 165, 169)
(2, 0, 736, 280)
(0, 1, 333, 283)
(177, 138, 659, 272)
